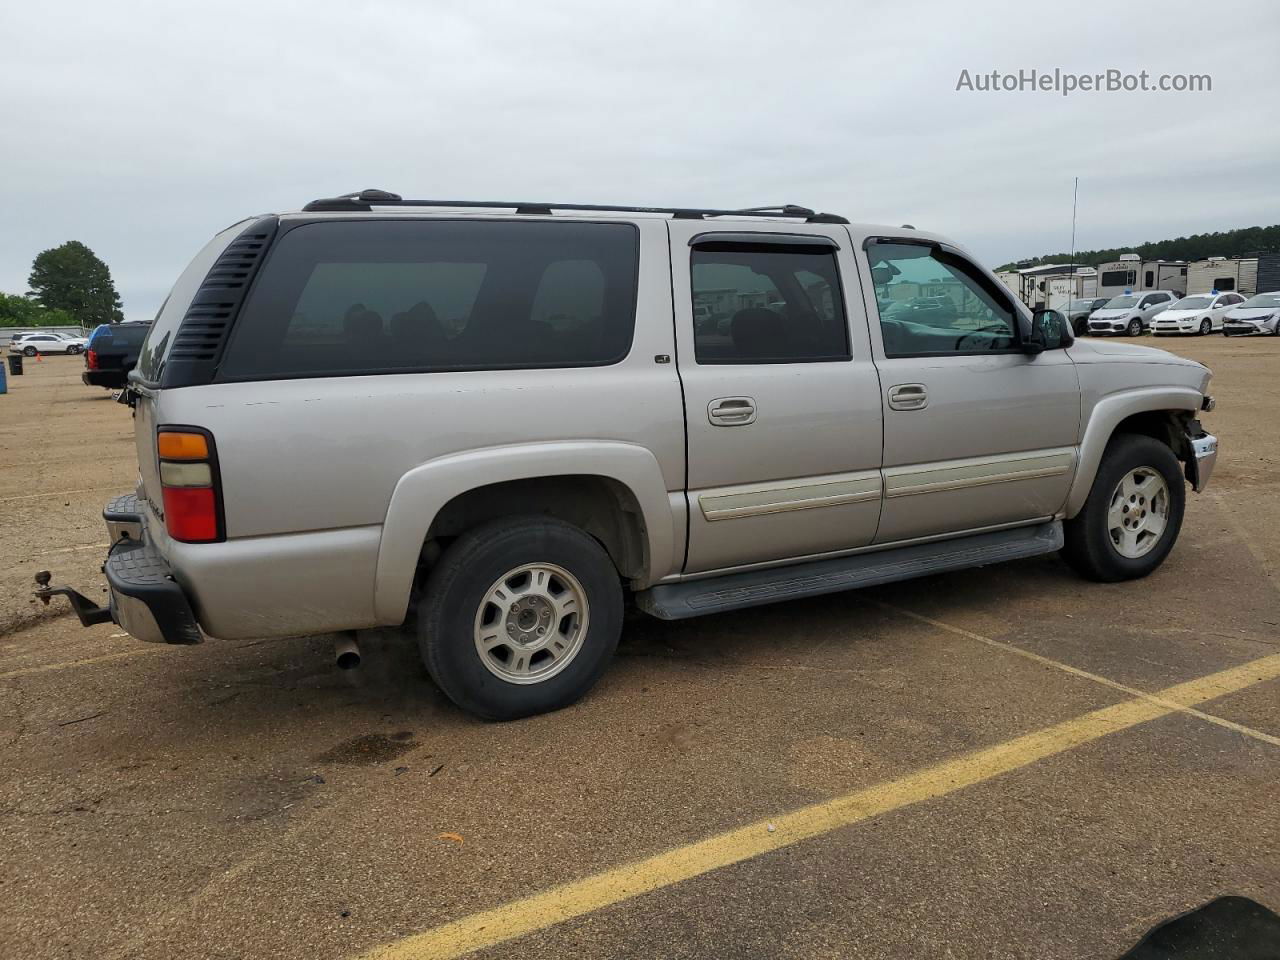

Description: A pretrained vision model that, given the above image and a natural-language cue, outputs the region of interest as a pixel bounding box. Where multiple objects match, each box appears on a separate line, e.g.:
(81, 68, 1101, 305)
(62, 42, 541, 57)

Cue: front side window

(690, 241, 849, 363)
(867, 241, 1018, 357)
(218, 220, 639, 380)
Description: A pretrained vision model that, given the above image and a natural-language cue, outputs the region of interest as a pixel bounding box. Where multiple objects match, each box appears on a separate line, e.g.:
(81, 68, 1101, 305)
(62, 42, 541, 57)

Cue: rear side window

(218, 220, 639, 380)
(690, 241, 850, 364)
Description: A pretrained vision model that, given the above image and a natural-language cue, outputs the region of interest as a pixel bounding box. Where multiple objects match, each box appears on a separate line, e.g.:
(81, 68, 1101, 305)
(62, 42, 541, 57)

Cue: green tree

(0, 291, 76, 328)
(27, 240, 124, 326)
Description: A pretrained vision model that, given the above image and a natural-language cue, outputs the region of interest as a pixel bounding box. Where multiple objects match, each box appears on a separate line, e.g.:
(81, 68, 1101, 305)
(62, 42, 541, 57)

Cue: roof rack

(301, 189, 849, 224)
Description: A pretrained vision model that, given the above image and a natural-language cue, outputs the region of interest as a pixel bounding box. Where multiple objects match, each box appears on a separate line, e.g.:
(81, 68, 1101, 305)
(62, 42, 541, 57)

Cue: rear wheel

(1126, 318, 1142, 337)
(1198, 318, 1211, 336)
(417, 516, 623, 720)
(1063, 434, 1185, 582)
(22, 345, 36, 357)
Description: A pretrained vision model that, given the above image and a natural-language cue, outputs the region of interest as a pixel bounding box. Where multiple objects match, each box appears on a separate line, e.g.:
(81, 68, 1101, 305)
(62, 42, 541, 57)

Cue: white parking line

(875, 602, 1280, 749)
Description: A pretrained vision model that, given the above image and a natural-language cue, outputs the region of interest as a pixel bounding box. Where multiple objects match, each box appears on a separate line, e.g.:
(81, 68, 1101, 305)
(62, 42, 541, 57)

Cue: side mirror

(1026, 309, 1068, 354)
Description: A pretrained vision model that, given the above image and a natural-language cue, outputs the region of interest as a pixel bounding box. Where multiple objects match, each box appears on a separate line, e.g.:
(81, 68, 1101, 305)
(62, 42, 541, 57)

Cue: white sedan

(1150, 292, 1245, 336)
(7, 333, 89, 355)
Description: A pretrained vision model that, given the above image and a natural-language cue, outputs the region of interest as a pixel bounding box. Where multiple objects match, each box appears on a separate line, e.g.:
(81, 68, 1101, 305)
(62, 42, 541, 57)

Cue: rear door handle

(708, 396, 757, 426)
(887, 383, 928, 411)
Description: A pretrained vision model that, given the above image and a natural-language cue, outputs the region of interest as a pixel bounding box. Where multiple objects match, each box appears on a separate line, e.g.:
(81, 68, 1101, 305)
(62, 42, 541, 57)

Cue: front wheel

(1126, 318, 1142, 337)
(67, 344, 81, 355)
(418, 516, 623, 720)
(1198, 319, 1211, 336)
(1062, 434, 1185, 582)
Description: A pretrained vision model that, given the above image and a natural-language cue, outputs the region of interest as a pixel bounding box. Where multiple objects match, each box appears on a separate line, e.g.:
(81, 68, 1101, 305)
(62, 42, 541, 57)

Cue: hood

(1155, 309, 1206, 320)
(1091, 308, 1134, 319)
(1227, 308, 1277, 319)
(1070, 337, 1205, 365)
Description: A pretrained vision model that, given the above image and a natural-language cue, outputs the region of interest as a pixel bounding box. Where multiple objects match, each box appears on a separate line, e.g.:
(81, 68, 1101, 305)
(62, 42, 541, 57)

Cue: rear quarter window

(217, 219, 640, 380)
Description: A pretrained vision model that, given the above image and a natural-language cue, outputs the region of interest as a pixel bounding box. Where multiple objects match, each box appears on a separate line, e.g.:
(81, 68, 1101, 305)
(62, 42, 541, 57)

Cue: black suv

(82, 322, 150, 389)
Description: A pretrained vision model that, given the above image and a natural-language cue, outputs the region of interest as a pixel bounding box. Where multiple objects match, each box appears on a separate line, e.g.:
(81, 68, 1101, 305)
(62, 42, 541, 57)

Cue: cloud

(1, 0, 1277, 319)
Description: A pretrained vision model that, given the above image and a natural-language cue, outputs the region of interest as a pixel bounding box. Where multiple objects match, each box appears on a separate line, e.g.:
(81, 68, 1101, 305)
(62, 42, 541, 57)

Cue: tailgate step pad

(636, 521, 1063, 620)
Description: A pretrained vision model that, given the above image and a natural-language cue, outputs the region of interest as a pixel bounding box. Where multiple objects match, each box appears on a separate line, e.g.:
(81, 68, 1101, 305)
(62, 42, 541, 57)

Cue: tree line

(995, 223, 1280, 272)
(1, 241, 124, 328)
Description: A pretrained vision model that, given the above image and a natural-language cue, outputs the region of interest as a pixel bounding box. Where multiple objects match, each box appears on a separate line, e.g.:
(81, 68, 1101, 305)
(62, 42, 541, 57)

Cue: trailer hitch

(33, 570, 112, 627)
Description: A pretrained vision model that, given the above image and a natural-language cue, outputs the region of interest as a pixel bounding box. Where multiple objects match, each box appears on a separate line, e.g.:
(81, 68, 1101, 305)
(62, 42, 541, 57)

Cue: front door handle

(887, 383, 928, 411)
(708, 396, 757, 426)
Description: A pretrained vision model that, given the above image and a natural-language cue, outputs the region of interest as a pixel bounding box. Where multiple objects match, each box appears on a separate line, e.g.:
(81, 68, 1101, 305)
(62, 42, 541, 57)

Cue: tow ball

(33, 570, 113, 626)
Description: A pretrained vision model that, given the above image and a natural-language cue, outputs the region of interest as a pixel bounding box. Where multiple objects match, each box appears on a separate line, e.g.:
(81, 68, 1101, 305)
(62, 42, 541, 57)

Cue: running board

(636, 522, 1063, 620)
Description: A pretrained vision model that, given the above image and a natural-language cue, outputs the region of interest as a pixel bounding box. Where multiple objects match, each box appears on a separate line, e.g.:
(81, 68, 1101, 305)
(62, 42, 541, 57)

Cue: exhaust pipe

(334, 633, 361, 670)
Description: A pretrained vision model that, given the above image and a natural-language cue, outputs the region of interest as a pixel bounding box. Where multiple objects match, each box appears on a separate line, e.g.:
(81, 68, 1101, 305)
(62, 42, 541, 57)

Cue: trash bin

(7, 353, 22, 376)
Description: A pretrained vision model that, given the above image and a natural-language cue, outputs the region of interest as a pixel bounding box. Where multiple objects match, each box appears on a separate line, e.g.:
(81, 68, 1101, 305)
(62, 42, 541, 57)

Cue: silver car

(1088, 291, 1179, 336)
(1222, 291, 1280, 337)
(43, 192, 1219, 720)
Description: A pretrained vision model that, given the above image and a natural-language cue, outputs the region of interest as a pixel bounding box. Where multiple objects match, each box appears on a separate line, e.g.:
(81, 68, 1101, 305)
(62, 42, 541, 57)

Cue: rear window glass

(217, 220, 639, 380)
(96, 324, 149, 346)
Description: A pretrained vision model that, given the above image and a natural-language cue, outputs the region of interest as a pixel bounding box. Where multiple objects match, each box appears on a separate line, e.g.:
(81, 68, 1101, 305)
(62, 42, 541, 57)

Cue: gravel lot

(2, 341, 1278, 960)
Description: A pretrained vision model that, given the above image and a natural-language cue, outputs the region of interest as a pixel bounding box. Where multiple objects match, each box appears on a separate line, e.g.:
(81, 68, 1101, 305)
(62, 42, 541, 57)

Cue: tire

(1269, 323, 1280, 337)
(1198, 318, 1211, 336)
(67, 345, 81, 355)
(1062, 434, 1185, 582)
(1126, 318, 1142, 337)
(23, 346, 36, 357)
(417, 516, 623, 720)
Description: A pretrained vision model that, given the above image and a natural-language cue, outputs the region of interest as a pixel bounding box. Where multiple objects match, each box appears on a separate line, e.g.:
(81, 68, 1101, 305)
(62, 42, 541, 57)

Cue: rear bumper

(83, 369, 127, 388)
(101, 495, 202, 644)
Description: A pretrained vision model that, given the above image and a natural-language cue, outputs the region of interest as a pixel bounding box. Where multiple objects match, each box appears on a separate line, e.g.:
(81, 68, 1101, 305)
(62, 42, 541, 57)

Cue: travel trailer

(1186, 257, 1259, 297)
(1096, 254, 1187, 298)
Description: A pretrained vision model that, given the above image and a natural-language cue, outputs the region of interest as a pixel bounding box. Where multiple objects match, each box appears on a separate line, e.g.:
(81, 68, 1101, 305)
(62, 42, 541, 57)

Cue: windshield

(1241, 293, 1280, 309)
(1105, 296, 1138, 308)
(1173, 296, 1213, 309)
(1067, 299, 1095, 311)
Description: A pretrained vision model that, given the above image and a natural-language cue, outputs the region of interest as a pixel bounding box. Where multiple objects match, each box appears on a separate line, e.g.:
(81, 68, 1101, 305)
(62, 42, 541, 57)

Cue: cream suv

(40, 191, 1219, 719)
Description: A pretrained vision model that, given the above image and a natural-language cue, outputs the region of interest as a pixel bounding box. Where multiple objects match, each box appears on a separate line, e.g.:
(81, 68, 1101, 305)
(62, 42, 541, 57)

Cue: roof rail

(301, 189, 849, 224)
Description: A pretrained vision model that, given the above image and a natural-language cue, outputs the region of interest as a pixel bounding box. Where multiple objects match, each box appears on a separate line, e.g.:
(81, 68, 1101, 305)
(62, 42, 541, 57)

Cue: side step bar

(636, 522, 1064, 620)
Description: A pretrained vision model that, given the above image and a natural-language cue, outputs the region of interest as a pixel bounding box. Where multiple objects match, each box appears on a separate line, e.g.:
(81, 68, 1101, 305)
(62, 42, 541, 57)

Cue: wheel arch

(1066, 387, 1201, 518)
(373, 441, 679, 625)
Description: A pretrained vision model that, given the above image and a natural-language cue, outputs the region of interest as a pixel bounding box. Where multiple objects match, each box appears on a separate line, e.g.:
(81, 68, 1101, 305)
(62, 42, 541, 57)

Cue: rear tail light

(157, 427, 223, 543)
(86, 349, 98, 369)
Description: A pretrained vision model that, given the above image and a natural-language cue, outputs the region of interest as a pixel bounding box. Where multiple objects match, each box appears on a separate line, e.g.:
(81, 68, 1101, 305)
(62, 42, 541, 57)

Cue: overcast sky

(2, 0, 1277, 321)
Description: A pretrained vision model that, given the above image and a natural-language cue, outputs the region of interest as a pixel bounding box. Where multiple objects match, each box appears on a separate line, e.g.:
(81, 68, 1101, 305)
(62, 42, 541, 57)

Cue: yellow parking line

(358, 651, 1280, 960)
(0, 647, 164, 680)
(876, 602, 1280, 749)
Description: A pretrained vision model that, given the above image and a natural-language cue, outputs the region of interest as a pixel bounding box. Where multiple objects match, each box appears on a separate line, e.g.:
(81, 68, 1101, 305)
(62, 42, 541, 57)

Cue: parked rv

(1096, 254, 1187, 299)
(1186, 257, 1259, 297)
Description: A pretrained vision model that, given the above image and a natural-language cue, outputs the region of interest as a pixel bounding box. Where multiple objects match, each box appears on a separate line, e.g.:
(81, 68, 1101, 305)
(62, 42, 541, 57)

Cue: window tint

(218, 220, 638, 380)
(690, 242, 849, 364)
(867, 242, 1018, 357)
